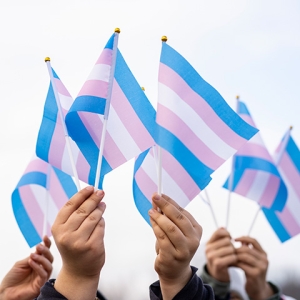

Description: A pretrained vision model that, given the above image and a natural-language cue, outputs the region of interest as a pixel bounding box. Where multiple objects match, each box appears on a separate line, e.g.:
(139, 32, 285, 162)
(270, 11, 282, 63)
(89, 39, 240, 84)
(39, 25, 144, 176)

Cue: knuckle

(65, 200, 74, 207)
(76, 207, 87, 215)
(167, 225, 176, 234)
(176, 212, 184, 221)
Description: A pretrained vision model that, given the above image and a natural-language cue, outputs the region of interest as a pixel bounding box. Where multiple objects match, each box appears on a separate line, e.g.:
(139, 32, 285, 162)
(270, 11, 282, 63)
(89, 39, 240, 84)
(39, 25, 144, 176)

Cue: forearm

(54, 269, 100, 300)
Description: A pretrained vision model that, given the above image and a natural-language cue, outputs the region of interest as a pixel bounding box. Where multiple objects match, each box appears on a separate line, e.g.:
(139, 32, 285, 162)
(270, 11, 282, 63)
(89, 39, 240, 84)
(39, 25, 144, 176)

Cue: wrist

(249, 281, 274, 300)
(159, 266, 192, 300)
(54, 268, 100, 300)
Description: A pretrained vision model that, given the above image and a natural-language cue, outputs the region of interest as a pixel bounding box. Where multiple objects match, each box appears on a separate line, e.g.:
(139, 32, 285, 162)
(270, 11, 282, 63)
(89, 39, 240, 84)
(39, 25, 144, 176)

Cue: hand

(0, 236, 53, 300)
(205, 228, 237, 282)
(235, 236, 274, 300)
(149, 193, 202, 300)
(52, 186, 106, 300)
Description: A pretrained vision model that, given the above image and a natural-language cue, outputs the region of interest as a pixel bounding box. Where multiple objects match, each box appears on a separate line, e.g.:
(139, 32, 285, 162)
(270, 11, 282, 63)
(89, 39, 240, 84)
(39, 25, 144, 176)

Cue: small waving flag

(12, 156, 77, 247)
(65, 29, 156, 188)
(223, 100, 287, 211)
(36, 63, 90, 187)
(262, 129, 300, 242)
(133, 38, 258, 224)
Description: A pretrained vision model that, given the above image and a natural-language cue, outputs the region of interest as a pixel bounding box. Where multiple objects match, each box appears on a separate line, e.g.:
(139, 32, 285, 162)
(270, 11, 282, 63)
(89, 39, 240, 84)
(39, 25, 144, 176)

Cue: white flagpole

(225, 95, 239, 229)
(43, 164, 51, 238)
(45, 58, 81, 191)
(246, 126, 292, 235)
(199, 189, 218, 228)
(94, 28, 120, 190)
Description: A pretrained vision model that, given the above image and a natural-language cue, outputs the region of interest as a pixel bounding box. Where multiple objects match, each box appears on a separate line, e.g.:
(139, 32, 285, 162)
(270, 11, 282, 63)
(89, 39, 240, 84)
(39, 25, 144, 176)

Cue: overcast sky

(0, 1, 300, 299)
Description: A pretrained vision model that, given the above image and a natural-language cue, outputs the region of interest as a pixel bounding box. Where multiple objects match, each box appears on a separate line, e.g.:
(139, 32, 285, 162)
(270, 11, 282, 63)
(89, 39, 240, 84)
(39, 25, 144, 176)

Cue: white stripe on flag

(58, 93, 73, 111)
(246, 171, 270, 203)
(158, 83, 236, 160)
(87, 64, 111, 82)
(107, 105, 141, 160)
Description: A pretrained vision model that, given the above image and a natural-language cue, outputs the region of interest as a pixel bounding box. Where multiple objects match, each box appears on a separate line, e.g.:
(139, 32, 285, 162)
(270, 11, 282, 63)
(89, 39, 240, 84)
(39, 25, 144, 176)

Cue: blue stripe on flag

(286, 137, 300, 173)
(234, 156, 280, 177)
(53, 167, 77, 198)
(12, 189, 42, 247)
(104, 33, 115, 49)
(52, 68, 59, 79)
(237, 101, 251, 115)
(114, 50, 156, 138)
(270, 180, 288, 212)
(156, 125, 212, 190)
(36, 84, 57, 162)
(160, 43, 258, 141)
(132, 180, 152, 226)
(262, 208, 291, 242)
(17, 172, 47, 189)
(69, 95, 106, 115)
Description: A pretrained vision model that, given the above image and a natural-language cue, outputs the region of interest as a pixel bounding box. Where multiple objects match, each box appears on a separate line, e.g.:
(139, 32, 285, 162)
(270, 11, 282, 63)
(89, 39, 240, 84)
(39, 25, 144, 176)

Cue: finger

(152, 194, 201, 238)
(206, 236, 233, 252)
(214, 254, 238, 269)
(207, 244, 236, 261)
(208, 228, 231, 243)
(149, 214, 174, 252)
(30, 253, 53, 277)
(76, 202, 106, 242)
(236, 262, 257, 276)
(236, 246, 265, 262)
(66, 190, 105, 231)
(235, 236, 264, 253)
(87, 215, 106, 246)
(236, 252, 257, 267)
(42, 236, 52, 249)
(148, 208, 186, 251)
(55, 186, 95, 224)
(28, 258, 48, 281)
(35, 244, 54, 264)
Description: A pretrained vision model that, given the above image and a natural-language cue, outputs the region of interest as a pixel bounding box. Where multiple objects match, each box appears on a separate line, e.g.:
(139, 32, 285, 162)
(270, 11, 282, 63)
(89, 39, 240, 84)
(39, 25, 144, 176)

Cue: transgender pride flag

(133, 40, 258, 224)
(12, 156, 77, 247)
(263, 129, 300, 242)
(223, 100, 287, 211)
(65, 30, 155, 187)
(36, 66, 90, 186)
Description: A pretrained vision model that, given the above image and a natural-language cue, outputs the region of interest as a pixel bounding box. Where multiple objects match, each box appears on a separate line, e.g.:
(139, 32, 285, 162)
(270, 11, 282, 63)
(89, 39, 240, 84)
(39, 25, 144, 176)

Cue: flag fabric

(12, 156, 77, 247)
(133, 42, 258, 225)
(262, 131, 300, 242)
(223, 100, 288, 211)
(65, 32, 156, 187)
(36, 67, 91, 185)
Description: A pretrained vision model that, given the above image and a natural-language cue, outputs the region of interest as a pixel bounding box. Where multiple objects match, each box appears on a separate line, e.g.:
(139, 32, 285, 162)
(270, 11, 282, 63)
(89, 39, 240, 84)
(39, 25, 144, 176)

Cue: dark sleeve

(149, 266, 215, 300)
(35, 279, 107, 300)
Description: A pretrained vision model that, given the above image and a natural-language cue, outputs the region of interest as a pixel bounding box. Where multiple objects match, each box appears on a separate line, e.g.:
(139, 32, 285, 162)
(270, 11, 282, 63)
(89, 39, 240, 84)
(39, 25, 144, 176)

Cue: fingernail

(96, 190, 104, 197)
(31, 253, 38, 259)
(86, 186, 94, 191)
(153, 194, 160, 201)
(37, 244, 44, 251)
(148, 209, 155, 215)
(99, 202, 106, 209)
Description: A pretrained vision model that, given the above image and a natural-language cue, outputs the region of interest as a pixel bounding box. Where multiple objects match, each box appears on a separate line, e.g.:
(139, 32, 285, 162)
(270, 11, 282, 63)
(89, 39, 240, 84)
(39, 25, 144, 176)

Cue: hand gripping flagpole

(225, 95, 239, 229)
(45, 58, 81, 191)
(247, 125, 293, 235)
(94, 28, 120, 190)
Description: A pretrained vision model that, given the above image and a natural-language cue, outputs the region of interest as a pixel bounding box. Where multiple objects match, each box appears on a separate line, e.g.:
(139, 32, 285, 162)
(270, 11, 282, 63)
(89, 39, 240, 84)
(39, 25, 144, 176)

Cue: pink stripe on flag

(48, 168, 69, 209)
(103, 131, 127, 169)
(156, 103, 224, 170)
(237, 143, 273, 163)
(54, 78, 72, 97)
(76, 153, 91, 184)
(19, 185, 44, 238)
(96, 48, 113, 65)
(258, 175, 279, 208)
(111, 80, 155, 151)
(77, 80, 108, 98)
(136, 167, 157, 203)
(239, 115, 256, 128)
(234, 169, 257, 196)
(24, 158, 48, 174)
(162, 149, 201, 200)
(49, 125, 66, 171)
(159, 63, 247, 150)
(79, 112, 103, 146)
(277, 207, 300, 237)
(279, 153, 300, 199)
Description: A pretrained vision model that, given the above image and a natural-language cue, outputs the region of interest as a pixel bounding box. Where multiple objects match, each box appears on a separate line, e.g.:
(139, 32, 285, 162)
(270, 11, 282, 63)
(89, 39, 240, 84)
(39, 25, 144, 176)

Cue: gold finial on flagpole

(161, 36, 168, 42)
(115, 28, 121, 33)
(236, 95, 240, 99)
(45, 57, 50, 62)
(141, 87, 145, 91)
(290, 126, 293, 130)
